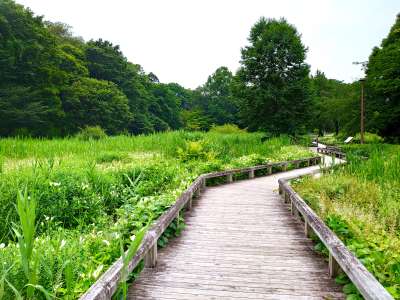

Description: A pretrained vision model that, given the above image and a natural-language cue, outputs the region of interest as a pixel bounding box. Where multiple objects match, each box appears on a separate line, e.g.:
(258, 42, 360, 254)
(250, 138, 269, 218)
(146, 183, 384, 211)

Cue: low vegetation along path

(129, 157, 345, 299)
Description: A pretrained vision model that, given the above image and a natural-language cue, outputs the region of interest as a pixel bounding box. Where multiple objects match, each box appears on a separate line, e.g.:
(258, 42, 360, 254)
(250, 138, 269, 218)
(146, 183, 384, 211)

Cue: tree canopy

(235, 17, 311, 134)
(0, 0, 398, 140)
(365, 13, 400, 138)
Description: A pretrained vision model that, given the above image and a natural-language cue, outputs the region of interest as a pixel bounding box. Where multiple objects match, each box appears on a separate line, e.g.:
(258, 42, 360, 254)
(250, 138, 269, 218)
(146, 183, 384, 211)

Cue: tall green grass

(294, 143, 400, 298)
(0, 131, 313, 299)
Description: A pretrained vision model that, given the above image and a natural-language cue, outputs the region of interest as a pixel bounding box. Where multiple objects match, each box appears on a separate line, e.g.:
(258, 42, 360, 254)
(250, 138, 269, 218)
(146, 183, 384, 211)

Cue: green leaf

(4, 279, 22, 300)
(343, 283, 358, 295)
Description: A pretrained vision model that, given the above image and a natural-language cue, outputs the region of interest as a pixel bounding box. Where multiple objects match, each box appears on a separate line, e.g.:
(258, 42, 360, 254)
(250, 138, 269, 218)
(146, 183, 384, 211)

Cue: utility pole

(353, 61, 367, 145)
(359, 78, 365, 144)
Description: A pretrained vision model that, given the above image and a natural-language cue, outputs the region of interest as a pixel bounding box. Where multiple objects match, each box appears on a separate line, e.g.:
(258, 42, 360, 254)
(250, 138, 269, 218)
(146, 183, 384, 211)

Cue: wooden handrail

(317, 147, 346, 159)
(278, 178, 393, 300)
(79, 156, 321, 300)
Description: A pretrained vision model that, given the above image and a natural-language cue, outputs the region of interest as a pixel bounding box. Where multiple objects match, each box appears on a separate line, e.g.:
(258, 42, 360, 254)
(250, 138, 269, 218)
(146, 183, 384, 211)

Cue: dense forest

(0, 0, 399, 139)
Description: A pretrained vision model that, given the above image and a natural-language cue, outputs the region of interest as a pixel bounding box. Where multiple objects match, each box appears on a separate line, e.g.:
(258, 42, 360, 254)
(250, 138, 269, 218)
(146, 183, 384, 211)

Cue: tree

(61, 78, 132, 134)
(198, 67, 238, 125)
(309, 71, 358, 135)
(235, 17, 311, 134)
(85, 39, 180, 133)
(365, 14, 400, 138)
(0, 0, 72, 136)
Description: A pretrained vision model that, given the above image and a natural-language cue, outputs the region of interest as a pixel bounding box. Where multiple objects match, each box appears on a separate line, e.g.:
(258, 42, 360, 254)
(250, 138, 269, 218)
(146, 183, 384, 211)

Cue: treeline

(0, 0, 399, 139)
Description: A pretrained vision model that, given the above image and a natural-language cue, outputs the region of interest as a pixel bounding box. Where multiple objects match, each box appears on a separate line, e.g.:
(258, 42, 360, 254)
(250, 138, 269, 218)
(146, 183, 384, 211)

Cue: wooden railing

(278, 177, 393, 300)
(317, 147, 346, 159)
(79, 156, 321, 300)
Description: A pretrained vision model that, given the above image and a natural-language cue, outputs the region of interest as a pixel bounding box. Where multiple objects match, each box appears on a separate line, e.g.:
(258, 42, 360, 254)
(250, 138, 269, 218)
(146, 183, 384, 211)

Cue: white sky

(16, 0, 400, 89)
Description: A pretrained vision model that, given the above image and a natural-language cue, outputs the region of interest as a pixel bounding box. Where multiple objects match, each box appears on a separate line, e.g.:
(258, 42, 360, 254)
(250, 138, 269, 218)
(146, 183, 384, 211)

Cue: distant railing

(317, 146, 346, 159)
(79, 156, 321, 300)
(278, 177, 393, 300)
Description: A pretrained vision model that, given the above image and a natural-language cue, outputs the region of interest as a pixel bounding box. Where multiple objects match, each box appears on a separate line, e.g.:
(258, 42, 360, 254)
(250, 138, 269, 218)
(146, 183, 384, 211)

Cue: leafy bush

(354, 132, 384, 144)
(177, 141, 215, 161)
(209, 124, 245, 134)
(76, 126, 107, 141)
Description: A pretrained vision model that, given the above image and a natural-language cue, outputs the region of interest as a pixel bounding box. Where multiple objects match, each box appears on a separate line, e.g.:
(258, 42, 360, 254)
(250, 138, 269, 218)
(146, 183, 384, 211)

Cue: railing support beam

(145, 242, 157, 268)
(249, 169, 255, 179)
(329, 253, 340, 278)
(227, 174, 233, 183)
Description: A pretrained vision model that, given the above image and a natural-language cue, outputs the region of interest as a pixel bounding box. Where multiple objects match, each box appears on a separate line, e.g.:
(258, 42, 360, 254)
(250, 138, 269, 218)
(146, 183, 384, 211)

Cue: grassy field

(293, 144, 400, 299)
(0, 131, 313, 299)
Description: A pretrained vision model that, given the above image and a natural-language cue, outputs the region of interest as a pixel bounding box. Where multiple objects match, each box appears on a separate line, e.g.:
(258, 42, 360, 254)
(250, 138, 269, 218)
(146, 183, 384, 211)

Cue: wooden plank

(128, 165, 345, 300)
(80, 156, 323, 300)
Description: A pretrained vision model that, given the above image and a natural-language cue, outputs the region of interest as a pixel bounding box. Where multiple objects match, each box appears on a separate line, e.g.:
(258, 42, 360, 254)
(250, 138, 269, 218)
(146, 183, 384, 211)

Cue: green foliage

(116, 224, 148, 300)
(14, 188, 38, 298)
(235, 17, 311, 134)
(76, 126, 107, 141)
(0, 131, 313, 299)
(61, 78, 132, 134)
(309, 71, 359, 135)
(0, 1, 193, 137)
(294, 144, 400, 298)
(353, 132, 384, 144)
(190, 67, 239, 127)
(366, 13, 400, 138)
(209, 124, 245, 134)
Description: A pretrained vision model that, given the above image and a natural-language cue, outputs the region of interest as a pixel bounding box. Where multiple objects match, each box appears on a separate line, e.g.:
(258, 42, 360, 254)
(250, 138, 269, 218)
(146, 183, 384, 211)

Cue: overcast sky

(16, 0, 400, 89)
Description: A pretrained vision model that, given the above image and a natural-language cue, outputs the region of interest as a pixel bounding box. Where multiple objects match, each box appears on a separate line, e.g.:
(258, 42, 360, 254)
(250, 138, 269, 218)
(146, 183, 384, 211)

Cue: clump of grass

(13, 188, 38, 299)
(96, 152, 126, 164)
(209, 124, 245, 134)
(76, 126, 107, 141)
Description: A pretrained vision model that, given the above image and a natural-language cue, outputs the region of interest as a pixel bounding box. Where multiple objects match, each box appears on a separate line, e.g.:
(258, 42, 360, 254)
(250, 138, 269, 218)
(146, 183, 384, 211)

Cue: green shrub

(209, 124, 245, 134)
(76, 126, 107, 141)
(354, 132, 384, 144)
(96, 152, 126, 164)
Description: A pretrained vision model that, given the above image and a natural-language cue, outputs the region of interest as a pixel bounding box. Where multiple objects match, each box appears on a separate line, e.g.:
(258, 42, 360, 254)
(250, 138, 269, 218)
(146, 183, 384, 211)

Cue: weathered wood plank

(128, 165, 344, 300)
(80, 156, 322, 300)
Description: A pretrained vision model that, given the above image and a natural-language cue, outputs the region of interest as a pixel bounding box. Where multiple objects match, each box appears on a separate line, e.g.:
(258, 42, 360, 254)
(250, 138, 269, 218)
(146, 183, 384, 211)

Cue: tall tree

(0, 0, 66, 136)
(61, 78, 132, 134)
(365, 13, 400, 138)
(309, 71, 358, 135)
(199, 67, 238, 125)
(235, 17, 311, 134)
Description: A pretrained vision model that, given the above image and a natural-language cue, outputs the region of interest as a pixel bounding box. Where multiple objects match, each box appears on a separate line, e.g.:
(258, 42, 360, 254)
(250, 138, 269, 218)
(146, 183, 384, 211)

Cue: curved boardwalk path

(129, 157, 345, 299)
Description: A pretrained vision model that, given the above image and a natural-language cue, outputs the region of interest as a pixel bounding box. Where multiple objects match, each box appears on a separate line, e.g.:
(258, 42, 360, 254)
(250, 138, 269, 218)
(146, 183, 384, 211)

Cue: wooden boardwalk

(128, 162, 345, 300)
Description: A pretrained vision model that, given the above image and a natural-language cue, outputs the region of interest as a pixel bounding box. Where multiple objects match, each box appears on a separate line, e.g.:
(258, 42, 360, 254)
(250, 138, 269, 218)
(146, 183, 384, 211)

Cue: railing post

(186, 197, 192, 211)
(290, 198, 299, 218)
(226, 173, 233, 183)
(268, 166, 272, 175)
(305, 220, 312, 237)
(249, 169, 255, 179)
(145, 242, 157, 268)
(329, 253, 341, 278)
(306, 159, 310, 167)
(202, 178, 206, 189)
(283, 163, 287, 172)
(195, 186, 201, 198)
